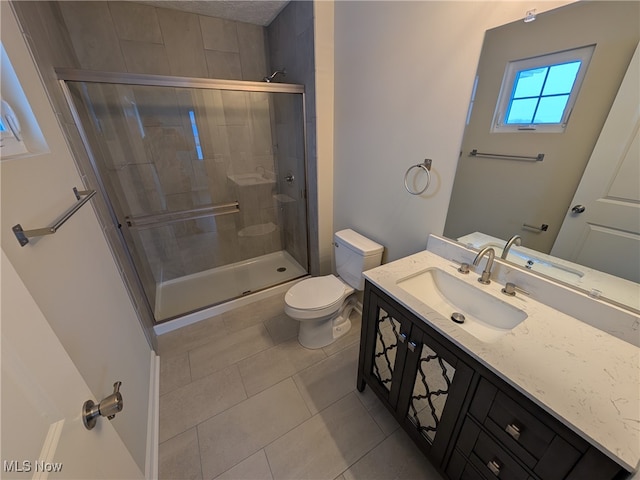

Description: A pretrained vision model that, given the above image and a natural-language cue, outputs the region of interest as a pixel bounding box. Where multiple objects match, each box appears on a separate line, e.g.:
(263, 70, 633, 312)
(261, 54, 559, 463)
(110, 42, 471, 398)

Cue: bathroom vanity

(357, 237, 639, 480)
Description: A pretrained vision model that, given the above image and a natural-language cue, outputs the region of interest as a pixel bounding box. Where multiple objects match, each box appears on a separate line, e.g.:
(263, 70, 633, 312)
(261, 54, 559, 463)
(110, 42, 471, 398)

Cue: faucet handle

(501, 282, 530, 297)
(451, 259, 470, 274)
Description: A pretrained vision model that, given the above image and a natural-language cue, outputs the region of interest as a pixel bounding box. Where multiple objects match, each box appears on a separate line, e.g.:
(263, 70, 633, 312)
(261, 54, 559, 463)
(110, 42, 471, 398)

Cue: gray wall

(60, 1, 269, 80)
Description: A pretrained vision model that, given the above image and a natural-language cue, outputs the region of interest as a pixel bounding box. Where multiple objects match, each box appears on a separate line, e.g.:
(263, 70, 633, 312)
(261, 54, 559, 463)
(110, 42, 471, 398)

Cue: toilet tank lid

(335, 229, 384, 256)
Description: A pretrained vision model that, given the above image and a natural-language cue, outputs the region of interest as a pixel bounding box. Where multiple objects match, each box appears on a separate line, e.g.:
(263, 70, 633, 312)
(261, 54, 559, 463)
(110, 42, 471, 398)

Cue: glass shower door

(64, 75, 308, 322)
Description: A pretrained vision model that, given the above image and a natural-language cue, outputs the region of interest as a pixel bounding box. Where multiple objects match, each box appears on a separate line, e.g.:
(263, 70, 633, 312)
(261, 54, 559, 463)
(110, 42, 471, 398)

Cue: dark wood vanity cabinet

(357, 282, 631, 480)
(357, 284, 474, 464)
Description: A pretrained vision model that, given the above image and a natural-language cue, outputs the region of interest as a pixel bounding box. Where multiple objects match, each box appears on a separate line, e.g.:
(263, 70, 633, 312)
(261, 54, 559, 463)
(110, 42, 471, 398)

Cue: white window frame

(491, 45, 595, 133)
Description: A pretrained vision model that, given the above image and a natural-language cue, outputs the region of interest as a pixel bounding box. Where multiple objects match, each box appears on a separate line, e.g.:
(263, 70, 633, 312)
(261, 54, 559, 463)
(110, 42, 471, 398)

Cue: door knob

(83, 381, 123, 430)
(571, 204, 586, 214)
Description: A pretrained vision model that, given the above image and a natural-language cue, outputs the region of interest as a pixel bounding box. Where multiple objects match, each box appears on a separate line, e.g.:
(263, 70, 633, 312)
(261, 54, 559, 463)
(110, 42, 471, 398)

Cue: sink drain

(451, 312, 466, 324)
(277, 267, 287, 272)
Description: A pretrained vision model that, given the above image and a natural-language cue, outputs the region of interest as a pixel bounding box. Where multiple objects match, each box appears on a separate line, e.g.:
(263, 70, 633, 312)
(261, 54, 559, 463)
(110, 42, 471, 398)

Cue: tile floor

(157, 292, 445, 480)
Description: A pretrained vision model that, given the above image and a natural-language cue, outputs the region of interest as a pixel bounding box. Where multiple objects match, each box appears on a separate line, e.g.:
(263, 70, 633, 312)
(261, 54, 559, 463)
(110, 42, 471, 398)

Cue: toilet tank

(334, 229, 384, 290)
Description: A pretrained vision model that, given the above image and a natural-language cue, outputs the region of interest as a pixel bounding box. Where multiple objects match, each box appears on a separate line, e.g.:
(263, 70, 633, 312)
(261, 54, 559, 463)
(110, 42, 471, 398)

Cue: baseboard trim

(145, 351, 160, 480)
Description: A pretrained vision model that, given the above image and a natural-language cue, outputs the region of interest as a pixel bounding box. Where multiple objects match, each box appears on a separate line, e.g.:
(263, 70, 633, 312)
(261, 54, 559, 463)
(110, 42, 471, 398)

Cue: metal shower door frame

(57, 68, 310, 325)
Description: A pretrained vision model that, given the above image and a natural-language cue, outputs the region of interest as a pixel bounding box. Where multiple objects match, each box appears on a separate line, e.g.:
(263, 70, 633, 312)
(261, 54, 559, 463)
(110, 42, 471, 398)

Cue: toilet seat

(285, 275, 348, 311)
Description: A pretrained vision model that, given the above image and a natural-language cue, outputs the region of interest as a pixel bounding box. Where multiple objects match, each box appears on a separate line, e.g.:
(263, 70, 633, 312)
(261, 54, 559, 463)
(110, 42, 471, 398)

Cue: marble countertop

(363, 249, 640, 472)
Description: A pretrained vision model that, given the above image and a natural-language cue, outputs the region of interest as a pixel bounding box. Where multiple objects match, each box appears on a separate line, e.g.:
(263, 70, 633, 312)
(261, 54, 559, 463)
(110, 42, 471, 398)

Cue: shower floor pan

(154, 250, 307, 321)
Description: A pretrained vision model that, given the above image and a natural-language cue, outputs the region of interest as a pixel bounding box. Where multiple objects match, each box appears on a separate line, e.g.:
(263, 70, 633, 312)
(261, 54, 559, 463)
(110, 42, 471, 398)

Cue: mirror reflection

(444, 1, 639, 311)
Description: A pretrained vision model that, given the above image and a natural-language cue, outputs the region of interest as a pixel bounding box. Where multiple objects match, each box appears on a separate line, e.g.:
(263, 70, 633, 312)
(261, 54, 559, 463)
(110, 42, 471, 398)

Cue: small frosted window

(188, 110, 203, 160)
(492, 45, 594, 133)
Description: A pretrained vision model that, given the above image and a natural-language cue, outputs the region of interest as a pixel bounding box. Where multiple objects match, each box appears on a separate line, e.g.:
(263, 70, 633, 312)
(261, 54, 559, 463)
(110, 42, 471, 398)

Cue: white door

(551, 44, 640, 283)
(1, 250, 144, 480)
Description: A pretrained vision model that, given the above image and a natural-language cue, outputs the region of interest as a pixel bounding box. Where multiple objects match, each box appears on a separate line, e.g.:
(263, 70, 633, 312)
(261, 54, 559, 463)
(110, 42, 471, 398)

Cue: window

(188, 110, 204, 160)
(492, 45, 595, 133)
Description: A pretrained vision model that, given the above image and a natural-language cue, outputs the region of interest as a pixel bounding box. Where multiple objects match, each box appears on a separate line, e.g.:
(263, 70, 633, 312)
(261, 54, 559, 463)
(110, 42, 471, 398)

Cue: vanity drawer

(454, 417, 530, 479)
(469, 379, 581, 478)
(447, 450, 485, 480)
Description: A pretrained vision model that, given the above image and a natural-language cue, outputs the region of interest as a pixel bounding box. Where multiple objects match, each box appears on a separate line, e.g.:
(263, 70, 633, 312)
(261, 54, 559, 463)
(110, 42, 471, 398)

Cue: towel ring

(404, 159, 432, 195)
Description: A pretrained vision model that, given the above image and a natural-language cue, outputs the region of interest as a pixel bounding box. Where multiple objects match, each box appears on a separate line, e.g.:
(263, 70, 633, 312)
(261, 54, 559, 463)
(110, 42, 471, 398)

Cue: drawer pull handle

(487, 458, 502, 476)
(505, 423, 521, 441)
(408, 341, 418, 352)
(397, 333, 407, 343)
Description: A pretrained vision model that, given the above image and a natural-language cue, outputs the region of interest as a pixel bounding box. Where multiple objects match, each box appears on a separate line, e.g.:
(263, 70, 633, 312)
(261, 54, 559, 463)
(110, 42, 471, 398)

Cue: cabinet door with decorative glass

(397, 323, 474, 461)
(358, 290, 413, 410)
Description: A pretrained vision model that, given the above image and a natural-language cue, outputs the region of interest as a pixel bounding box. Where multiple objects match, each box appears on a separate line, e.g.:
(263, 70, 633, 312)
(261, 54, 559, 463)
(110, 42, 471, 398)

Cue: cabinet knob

(408, 341, 418, 352)
(487, 458, 502, 476)
(504, 423, 520, 440)
(397, 332, 407, 343)
(505, 422, 521, 441)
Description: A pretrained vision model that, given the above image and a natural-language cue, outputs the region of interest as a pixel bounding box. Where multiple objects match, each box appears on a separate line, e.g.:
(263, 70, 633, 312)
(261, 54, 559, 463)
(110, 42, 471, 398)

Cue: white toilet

(285, 229, 384, 349)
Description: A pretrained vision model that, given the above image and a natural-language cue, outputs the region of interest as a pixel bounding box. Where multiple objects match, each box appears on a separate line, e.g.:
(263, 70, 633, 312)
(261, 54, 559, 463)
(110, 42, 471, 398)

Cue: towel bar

(124, 201, 240, 229)
(13, 187, 96, 246)
(470, 149, 544, 162)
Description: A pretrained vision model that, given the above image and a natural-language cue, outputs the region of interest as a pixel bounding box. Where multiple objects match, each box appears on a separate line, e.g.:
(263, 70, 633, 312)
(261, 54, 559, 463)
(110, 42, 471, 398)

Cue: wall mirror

(444, 1, 639, 312)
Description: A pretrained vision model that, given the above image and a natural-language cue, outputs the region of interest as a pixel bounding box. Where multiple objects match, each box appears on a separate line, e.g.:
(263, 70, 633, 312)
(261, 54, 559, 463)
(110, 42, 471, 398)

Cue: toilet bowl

(285, 229, 384, 349)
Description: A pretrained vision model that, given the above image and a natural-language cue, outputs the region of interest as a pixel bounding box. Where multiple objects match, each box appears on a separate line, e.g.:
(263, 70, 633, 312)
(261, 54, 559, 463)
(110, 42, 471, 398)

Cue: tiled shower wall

(59, 1, 269, 80)
(57, 1, 312, 286)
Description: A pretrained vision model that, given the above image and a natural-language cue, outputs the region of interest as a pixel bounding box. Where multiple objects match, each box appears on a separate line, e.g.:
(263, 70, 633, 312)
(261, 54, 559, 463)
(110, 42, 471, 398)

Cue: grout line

(195, 426, 204, 480)
(186, 350, 193, 384)
(262, 447, 276, 480)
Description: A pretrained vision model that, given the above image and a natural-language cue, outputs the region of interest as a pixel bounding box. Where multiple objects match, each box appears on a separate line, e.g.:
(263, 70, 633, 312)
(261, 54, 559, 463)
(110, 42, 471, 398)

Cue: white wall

(333, 1, 573, 263)
(1, 4, 153, 471)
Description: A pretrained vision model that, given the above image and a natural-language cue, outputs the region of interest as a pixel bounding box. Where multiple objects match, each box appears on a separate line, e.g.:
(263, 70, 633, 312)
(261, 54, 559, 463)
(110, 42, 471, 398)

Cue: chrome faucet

(501, 235, 522, 259)
(473, 247, 495, 284)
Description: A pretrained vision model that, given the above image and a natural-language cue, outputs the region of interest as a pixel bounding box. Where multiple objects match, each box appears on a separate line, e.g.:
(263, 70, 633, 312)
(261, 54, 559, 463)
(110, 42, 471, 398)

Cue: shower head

(263, 69, 286, 83)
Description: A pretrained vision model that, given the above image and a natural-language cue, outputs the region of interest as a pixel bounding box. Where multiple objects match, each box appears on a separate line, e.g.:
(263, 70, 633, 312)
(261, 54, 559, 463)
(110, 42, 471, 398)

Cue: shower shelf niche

(227, 172, 276, 187)
(238, 222, 277, 237)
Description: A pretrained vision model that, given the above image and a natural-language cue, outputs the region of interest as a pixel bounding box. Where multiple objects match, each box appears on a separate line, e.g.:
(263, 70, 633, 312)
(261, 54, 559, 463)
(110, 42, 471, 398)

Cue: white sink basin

(397, 268, 528, 342)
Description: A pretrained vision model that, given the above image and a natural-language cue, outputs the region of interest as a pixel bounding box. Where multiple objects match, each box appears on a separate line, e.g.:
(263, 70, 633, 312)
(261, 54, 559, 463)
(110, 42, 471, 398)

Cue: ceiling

(137, 1, 290, 26)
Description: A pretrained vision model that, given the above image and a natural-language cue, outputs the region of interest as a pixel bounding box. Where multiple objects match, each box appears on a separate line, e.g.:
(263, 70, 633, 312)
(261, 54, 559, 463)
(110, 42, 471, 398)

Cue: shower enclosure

(58, 70, 309, 322)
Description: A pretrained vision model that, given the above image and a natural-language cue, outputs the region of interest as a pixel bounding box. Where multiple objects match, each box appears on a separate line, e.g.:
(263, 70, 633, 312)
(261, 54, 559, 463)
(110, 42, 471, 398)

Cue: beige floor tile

(238, 338, 327, 396)
(189, 323, 274, 380)
(157, 314, 227, 356)
(198, 378, 311, 479)
(293, 343, 359, 414)
(158, 428, 202, 480)
(160, 352, 192, 396)
(264, 312, 299, 344)
(342, 429, 443, 480)
(356, 388, 400, 437)
(223, 293, 286, 333)
(265, 392, 385, 480)
(159, 365, 246, 443)
(214, 450, 274, 480)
